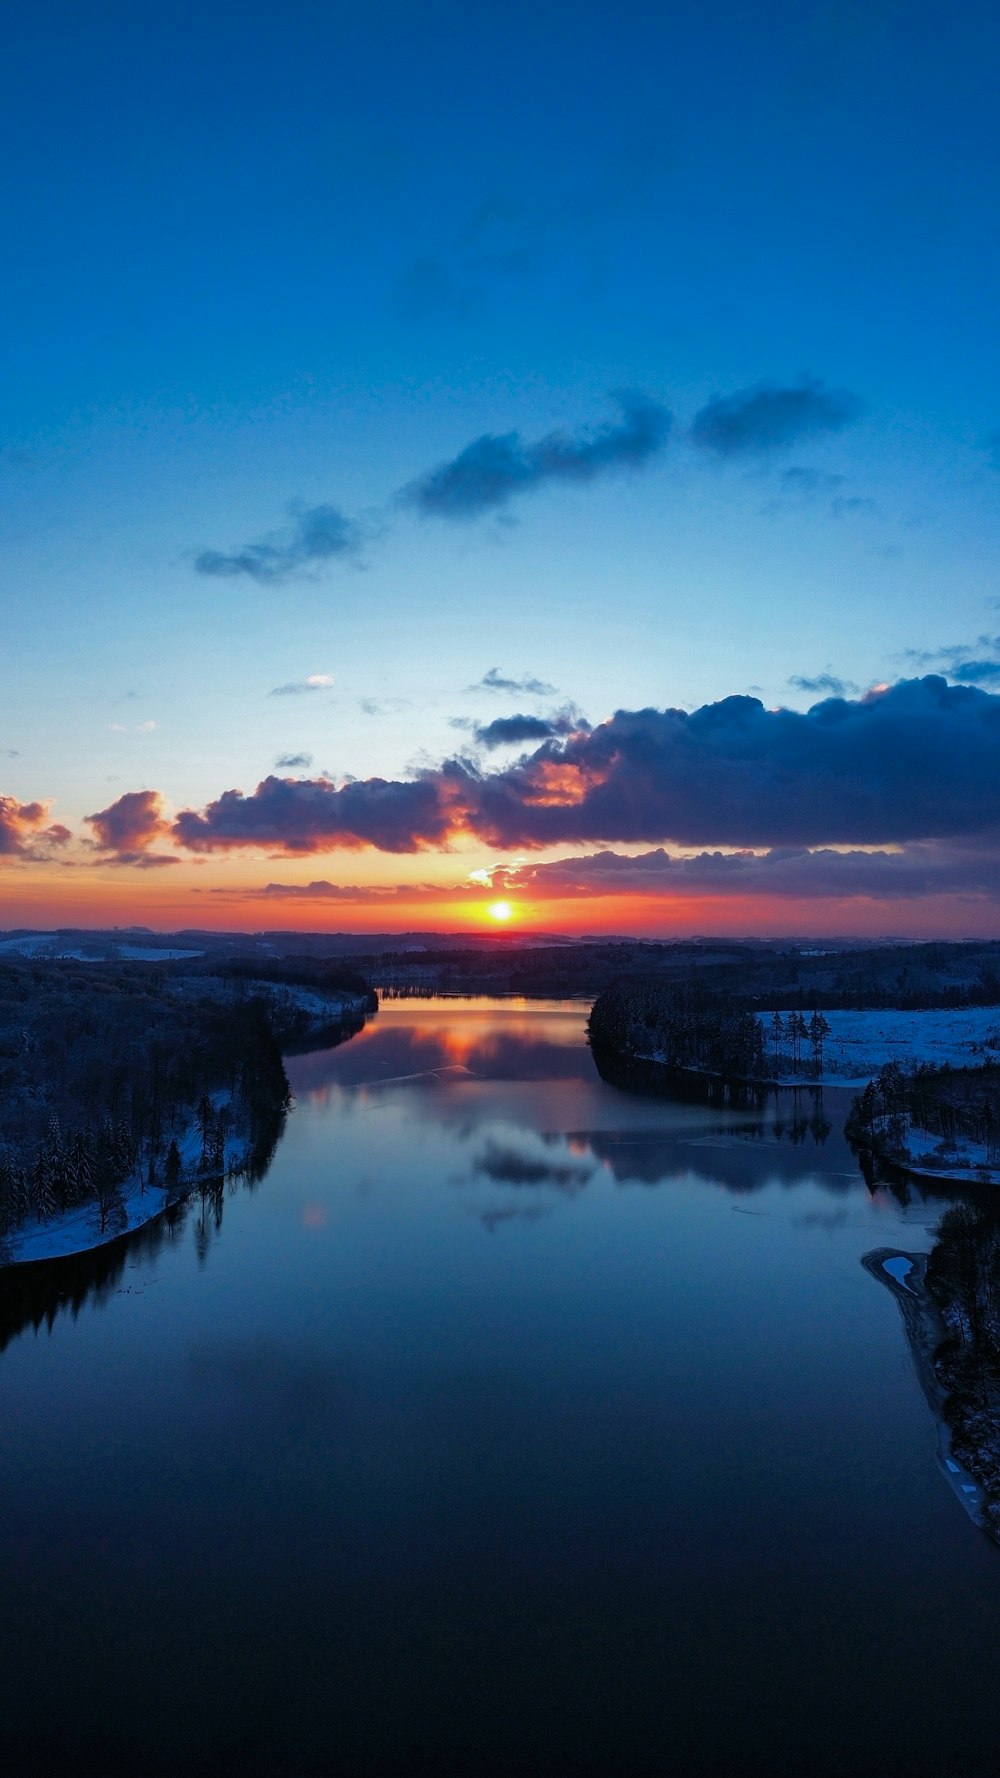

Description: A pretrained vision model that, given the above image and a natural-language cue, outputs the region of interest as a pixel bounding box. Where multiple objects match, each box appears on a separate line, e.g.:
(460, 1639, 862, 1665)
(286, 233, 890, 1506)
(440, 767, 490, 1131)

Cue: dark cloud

(173, 773, 454, 854)
(905, 634, 1000, 686)
(168, 678, 1000, 857)
(84, 790, 178, 866)
(499, 842, 1000, 904)
(195, 504, 359, 584)
(690, 378, 862, 457)
(401, 393, 672, 520)
(275, 753, 314, 769)
(473, 667, 557, 695)
(460, 677, 1000, 850)
(250, 880, 407, 900)
(788, 673, 859, 697)
(228, 837, 1000, 913)
(472, 711, 583, 749)
(951, 660, 1000, 684)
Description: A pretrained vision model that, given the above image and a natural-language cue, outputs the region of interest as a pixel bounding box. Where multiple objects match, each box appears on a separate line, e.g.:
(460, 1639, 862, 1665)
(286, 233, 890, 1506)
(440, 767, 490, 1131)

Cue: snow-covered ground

(3, 1173, 181, 1265)
(640, 1005, 1000, 1089)
(0, 1107, 240, 1269)
(117, 945, 204, 961)
(765, 1005, 1000, 1085)
(0, 933, 63, 954)
(0, 934, 202, 961)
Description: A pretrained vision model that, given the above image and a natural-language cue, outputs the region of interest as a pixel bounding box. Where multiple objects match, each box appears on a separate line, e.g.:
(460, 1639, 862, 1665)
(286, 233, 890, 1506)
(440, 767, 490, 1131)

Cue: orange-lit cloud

(6, 677, 1000, 940)
(164, 677, 1000, 858)
(0, 796, 70, 859)
(86, 790, 178, 868)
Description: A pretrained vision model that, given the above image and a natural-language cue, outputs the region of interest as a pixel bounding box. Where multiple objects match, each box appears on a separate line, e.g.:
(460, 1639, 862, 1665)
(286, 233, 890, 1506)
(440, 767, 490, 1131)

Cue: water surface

(2, 998, 999, 1776)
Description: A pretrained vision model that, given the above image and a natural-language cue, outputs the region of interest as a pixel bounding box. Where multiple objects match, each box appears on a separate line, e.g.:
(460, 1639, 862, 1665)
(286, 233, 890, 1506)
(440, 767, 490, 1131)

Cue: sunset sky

(3, 0, 1000, 936)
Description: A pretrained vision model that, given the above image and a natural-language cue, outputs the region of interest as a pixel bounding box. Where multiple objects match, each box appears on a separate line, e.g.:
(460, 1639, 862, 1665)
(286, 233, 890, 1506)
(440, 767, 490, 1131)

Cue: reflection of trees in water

(577, 1120, 840, 1196)
(0, 1203, 185, 1356)
(0, 1104, 285, 1356)
(590, 1044, 772, 1112)
(770, 1088, 831, 1149)
(460, 1092, 845, 1200)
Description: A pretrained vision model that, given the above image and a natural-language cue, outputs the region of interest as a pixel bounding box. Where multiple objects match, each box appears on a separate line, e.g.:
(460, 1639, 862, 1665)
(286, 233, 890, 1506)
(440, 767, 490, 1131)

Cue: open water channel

(2, 997, 1000, 1776)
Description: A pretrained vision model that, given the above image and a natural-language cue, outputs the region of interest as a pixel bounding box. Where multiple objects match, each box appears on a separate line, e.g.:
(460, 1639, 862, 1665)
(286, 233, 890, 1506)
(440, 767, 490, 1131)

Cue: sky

(3, 0, 1000, 938)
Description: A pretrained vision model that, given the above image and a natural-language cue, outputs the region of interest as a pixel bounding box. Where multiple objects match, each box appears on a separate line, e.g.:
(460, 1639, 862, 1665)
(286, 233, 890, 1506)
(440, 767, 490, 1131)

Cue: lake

(2, 997, 999, 1776)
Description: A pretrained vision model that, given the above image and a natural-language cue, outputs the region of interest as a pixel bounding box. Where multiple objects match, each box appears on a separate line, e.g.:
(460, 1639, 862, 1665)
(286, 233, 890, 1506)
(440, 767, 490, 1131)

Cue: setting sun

(487, 900, 513, 922)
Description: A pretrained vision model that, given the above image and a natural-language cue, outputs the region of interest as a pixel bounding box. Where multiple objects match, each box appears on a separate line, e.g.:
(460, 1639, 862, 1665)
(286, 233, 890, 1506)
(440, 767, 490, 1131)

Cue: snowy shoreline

(0, 1106, 236, 1270)
(4, 1170, 198, 1268)
(862, 1248, 988, 1534)
(0, 983, 374, 1274)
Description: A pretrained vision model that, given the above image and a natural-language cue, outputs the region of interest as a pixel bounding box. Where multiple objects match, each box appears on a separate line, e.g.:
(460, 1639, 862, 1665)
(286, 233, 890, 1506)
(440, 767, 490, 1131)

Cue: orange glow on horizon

(1, 862, 997, 942)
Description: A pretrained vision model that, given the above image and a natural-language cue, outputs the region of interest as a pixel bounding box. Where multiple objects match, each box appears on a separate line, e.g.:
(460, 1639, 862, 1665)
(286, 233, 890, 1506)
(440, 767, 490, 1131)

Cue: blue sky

(3, 0, 1000, 931)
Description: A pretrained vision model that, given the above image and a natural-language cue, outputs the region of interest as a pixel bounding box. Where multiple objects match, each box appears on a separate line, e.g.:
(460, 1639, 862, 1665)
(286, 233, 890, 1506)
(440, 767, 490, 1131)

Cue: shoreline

(862, 1247, 990, 1536)
(0, 1001, 372, 1274)
(634, 1052, 864, 1089)
(621, 1055, 1000, 1187)
(1, 1167, 212, 1269)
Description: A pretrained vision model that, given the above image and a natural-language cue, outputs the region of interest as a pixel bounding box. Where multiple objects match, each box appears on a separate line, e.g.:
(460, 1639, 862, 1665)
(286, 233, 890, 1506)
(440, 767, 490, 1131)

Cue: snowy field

(0, 934, 202, 961)
(767, 1005, 1000, 1085)
(646, 1006, 1000, 1088)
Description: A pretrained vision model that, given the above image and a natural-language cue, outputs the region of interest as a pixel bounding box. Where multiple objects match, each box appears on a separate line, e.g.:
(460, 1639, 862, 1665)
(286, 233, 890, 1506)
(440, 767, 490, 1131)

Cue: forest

(846, 1061, 1000, 1178)
(369, 935, 1000, 1007)
(0, 956, 345, 1256)
(926, 1203, 1000, 1534)
(587, 981, 831, 1081)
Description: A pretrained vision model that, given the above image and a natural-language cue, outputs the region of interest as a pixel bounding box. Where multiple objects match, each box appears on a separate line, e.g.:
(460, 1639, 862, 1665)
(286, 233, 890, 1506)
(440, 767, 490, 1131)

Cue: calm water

(2, 998, 1000, 1777)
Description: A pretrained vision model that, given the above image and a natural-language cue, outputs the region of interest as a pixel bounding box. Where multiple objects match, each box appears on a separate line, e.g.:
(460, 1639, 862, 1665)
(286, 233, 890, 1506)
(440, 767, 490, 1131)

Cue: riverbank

(0, 1089, 271, 1270)
(0, 968, 378, 1272)
(863, 1247, 992, 1537)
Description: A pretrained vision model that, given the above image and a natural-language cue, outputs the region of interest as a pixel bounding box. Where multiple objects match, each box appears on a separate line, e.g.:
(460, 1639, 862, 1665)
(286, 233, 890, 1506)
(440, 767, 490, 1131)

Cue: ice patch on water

(883, 1255, 916, 1293)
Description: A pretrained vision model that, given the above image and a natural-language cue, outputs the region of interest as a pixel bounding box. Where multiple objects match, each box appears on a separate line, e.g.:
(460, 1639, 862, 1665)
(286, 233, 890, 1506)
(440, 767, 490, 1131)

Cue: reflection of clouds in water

(287, 1019, 590, 1098)
(473, 1137, 593, 1193)
(288, 1010, 869, 1209)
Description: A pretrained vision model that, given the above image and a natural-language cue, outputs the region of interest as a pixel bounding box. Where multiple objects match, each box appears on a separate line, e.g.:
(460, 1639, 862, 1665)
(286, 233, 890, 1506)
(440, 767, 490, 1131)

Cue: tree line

(587, 983, 831, 1080)
(0, 959, 291, 1250)
(846, 1061, 1000, 1172)
(925, 1202, 1000, 1533)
